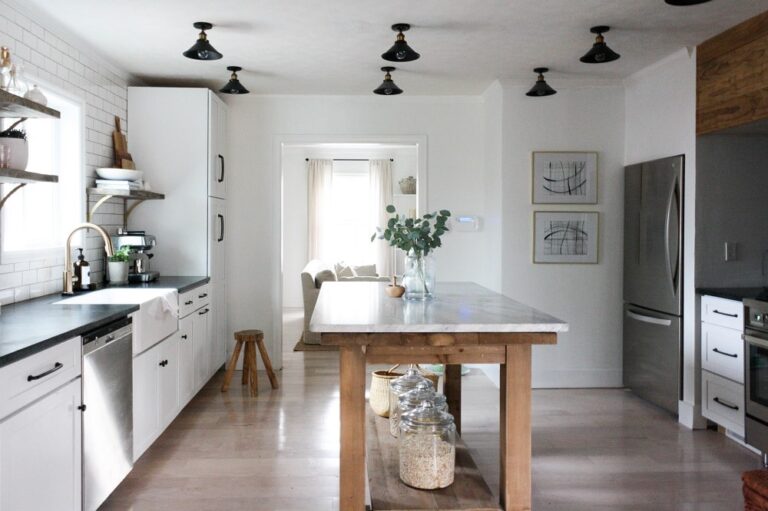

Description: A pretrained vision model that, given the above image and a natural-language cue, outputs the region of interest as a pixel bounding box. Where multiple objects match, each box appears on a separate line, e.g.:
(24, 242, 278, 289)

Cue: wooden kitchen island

(310, 282, 568, 511)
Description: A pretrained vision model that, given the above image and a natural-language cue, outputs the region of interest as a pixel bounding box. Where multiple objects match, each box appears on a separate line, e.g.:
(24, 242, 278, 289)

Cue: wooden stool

(744, 470, 768, 511)
(221, 329, 279, 396)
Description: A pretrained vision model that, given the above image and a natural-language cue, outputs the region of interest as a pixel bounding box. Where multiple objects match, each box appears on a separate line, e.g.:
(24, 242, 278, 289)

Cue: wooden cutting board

(113, 116, 135, 168)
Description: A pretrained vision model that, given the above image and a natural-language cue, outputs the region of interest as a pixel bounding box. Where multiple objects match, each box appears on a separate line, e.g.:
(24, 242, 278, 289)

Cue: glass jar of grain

(399, 401, 456, 490)
(398, 388, 447, 420)
(389, 367, 434, 437)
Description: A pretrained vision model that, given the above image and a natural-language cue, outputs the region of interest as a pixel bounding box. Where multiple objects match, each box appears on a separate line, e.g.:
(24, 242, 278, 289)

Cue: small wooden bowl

(385, 285, 406, 298)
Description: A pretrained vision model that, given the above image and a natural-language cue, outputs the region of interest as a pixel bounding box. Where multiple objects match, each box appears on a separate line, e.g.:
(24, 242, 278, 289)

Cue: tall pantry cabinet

(127, 87, 228, 373)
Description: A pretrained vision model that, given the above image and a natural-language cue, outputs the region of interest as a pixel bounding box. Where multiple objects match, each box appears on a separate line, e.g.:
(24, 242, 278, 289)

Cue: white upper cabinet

(209, 94, 227, 199)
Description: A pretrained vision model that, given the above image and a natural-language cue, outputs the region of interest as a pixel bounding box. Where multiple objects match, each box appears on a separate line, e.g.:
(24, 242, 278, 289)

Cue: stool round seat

(222, 329, 278, 395)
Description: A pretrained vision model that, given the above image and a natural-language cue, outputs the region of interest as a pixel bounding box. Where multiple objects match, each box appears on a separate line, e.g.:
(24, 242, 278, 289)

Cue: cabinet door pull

(217, 155, 225, 183)
(181, 334, 188, 340)
(27, 362, 63, 381)
(159, 360, 168, 367)
(77, 404, 87, 412)
(713, 309, 738, 318)
(184, 300, 194, 305)
(217, 214, 224, 242)
(712, 347, 738, 358)
(198, 308, 210, 315)
(713, 397, 739, 410)
(199, 293, 208, 299)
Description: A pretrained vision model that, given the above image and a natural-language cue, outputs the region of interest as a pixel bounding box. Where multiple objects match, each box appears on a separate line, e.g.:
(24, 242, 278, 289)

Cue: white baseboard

(473, 365, 622, 389)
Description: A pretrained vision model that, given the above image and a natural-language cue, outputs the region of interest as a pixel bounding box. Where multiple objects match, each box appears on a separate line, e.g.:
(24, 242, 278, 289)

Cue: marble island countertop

(310, 281, 569, 333)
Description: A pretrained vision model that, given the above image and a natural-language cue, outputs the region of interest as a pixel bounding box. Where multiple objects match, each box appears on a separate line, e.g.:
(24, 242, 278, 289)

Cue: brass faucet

(62, 222, 114, 295)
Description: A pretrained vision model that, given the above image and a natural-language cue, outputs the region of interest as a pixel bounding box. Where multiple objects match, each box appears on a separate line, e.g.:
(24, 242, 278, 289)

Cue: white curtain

(307, 159, 334, 261)
(369, 159, 394, 276)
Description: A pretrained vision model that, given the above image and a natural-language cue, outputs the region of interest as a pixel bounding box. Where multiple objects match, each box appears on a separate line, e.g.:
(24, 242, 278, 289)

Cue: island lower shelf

(366, 407, 499, 511)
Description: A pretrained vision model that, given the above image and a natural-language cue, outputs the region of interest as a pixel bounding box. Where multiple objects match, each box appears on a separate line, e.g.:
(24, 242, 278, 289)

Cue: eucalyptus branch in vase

(372, 205, 451, 299)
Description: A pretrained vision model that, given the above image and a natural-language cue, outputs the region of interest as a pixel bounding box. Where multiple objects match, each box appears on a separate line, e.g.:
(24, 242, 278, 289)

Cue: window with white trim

(0, 87, 84, 263)
(328, 161, 373, 265)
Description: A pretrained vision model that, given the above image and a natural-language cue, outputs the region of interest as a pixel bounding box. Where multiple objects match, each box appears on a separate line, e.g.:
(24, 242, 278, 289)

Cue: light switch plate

(724, 242, 737, 262)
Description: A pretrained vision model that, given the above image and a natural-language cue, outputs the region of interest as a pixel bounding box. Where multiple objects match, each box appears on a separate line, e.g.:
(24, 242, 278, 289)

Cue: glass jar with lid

(398, 388, 447, 429)
(389, 366, 434, 437)
(399, 400, 456, 489)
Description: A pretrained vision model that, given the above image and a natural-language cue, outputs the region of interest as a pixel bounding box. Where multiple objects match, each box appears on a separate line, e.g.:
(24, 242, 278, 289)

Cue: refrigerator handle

(626, 309, 673, 327)
(664, 176, 680, 297)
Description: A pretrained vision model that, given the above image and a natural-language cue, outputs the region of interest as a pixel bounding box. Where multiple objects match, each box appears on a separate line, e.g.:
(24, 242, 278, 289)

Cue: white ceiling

(23, 0, 768, 95)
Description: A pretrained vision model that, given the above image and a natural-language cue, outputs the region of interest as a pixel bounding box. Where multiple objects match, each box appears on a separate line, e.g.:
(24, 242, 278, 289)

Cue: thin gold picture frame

(531, 151, 599, 205)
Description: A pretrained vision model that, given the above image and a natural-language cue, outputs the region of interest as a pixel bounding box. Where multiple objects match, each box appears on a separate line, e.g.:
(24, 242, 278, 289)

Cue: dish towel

(145, 290, 179, 319)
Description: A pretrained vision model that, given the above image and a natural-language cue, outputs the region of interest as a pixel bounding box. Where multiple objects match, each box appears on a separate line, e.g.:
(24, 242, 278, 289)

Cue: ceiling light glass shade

(381, 23, 420, 62)
(526, 68, 557, 97)
(373, 67, 403, 95)
(219, 66, 249, 94)
(183, 22, 223, 60)
(580, 26, 620, 64)
(665, 0, 711, 4)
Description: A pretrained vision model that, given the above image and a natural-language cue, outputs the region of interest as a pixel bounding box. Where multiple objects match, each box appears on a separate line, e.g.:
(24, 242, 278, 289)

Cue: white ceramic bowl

(96, 168, 143, 181)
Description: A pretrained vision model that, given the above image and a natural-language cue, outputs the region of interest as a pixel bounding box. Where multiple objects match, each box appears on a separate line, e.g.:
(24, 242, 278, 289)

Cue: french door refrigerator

(623, 155, 684, 414)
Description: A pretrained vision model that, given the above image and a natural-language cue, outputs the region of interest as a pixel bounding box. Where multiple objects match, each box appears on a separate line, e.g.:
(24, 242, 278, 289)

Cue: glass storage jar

(389, 366, 434, 437)
(398, 388, 447, 419)
(399, 401, 456, 490)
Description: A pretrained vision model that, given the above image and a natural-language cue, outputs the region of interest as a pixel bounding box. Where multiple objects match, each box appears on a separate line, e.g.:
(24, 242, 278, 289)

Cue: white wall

(696, 134, 768, 287)
(499, 81, 626, 388)
(281, 144, 418, 308)
(225, 96, 494, 368)
(624, 48, 700, 428)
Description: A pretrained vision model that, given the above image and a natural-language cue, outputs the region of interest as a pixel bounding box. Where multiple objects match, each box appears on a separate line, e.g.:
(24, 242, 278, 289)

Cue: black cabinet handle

(27, 362, 63, 381)
(218, 155, 225, 183)
(159, 359, 169, 367)
(217, 214, 224, 242)
(199, 293, 208, 299)
(713, 309, 738, 318)
(181, 334, 188, 340)
(713, 397, 739, 410)
(184, 300, 193, 305)
(78, 404, 86, 411)
(712, 347, 738, 358)
(198, 308, 210, 315)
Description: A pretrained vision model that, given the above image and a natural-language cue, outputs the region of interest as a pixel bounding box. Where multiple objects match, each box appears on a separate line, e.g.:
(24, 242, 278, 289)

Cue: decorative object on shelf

(183, 22, 222, 60)
(525, 67, 557, 97)
(399, 388, 448, 421)
(398, 175, 416, 194)
(382, 23, 420, 62)
(373, 66, 403, 96)
(0, 47, 11, 90)
(0, 121, 28, 170)
(112, 116, 135, 169)
(0, 145, 10, 169)
(96, 168, 143, 182)
(533, 211, 599, 264)
(219, 66, 249, 94)
(532, 151, 598, 204)
(107, 246, 131, 283)
(580, 26, 620, 64)
(23, 84, 47, 106)
(373, 205, 450, 300)
(665, 0, 711, 4)
(370, 365, 404, 417)
(389, 366, 435, 437)
(399, 401, 456, 490)
(385, 275, 406, 298)
(7, 62, 26, 97)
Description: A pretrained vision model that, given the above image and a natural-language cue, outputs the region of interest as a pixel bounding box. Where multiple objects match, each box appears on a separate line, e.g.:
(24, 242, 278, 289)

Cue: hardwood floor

(102, 310, 760, 510)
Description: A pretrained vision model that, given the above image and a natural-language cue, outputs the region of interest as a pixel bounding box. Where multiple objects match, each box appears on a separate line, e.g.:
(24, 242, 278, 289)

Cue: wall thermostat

(451, 215, 481, 232)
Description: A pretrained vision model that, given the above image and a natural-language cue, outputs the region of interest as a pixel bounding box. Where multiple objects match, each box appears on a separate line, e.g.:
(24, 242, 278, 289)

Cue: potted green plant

(107, 246, 131, 284)
(0, 118, 27, 170)
(372, 205, 451, 301)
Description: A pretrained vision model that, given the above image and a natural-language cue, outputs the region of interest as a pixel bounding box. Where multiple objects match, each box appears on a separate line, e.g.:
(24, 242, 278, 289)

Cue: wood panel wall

(697, 10, 768, 135)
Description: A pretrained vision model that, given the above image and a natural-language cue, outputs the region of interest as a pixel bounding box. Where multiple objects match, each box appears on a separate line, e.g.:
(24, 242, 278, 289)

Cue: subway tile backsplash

(0, 0, 133, 305)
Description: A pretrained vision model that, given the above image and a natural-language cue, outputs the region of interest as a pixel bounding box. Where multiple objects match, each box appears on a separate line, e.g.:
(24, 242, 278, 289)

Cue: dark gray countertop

(696, 287, 768, 302)
(0, 276, 209, 368)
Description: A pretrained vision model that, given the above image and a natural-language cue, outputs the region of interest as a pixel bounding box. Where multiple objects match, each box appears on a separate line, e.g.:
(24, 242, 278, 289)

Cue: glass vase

(402, 251, 435, 301)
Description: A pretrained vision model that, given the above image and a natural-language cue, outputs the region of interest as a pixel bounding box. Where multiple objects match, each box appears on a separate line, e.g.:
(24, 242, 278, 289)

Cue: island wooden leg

(444, 364, 462, 435)
(339, 344, 366, 511)
(500, 344, 532, 511)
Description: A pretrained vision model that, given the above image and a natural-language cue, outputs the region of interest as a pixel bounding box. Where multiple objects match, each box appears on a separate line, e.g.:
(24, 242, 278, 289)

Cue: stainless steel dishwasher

(82, 316, 133, 511)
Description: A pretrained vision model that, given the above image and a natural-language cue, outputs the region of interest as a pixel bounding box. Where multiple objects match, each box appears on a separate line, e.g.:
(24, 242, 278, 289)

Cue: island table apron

(311, 282, 566, 511)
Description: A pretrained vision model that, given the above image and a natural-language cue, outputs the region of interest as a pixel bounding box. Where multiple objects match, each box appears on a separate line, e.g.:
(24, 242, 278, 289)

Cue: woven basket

(744, 470, 768, 511)
(369, 365, 440, 417)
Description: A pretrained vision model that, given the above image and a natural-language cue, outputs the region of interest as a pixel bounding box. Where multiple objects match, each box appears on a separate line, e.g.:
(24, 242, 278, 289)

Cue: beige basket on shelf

(369, 364, 439, 417)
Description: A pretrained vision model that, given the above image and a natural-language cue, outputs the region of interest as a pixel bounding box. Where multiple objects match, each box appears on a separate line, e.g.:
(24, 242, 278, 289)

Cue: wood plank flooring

(102, 310, 761, 510)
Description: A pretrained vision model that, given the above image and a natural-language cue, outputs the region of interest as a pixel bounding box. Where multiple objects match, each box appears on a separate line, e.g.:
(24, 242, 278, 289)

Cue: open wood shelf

(366, 408, 499, 511)
(0, 168, 58, 184)
(0, 89, 60, 119)
(87, 187, 165, 225)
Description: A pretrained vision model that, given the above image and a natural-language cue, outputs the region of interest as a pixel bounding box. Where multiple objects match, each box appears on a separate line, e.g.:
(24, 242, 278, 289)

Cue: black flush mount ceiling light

(526, 68, 557, 97)
(219, 66, 249, 94)
(580, 26, 620, 64)
(373, 67, 403, 95)
(665, 0, 712, 4)
(381, 23, 420, 62)
(183, 22, 223, 60)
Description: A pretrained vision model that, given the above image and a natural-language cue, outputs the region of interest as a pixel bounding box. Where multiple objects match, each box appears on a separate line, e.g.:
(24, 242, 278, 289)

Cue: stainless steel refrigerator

(623, 155, 684, 414)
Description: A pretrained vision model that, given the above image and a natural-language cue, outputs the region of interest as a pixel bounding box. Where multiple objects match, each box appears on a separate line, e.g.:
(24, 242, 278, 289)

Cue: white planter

(108, 261, 129, 284)
(0, 137, 28, 170)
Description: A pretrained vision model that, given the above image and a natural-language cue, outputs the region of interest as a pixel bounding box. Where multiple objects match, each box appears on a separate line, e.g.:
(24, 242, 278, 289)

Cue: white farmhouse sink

(56, 288, 179, 354)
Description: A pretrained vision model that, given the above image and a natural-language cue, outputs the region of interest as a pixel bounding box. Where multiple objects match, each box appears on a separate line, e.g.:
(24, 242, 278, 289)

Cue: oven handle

(744, 333, 768, 350)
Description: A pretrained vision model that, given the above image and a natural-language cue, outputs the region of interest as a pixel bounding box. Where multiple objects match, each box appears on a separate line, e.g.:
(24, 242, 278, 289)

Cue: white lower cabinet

(0, 378, 82, 511)
(178, 315, 195, 405)
(132, 335, 180, 461)
(193, 304, 211, 391)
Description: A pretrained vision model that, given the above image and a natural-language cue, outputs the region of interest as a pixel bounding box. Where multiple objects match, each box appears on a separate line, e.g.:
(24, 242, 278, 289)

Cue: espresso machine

(111, 229, 159, 282)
